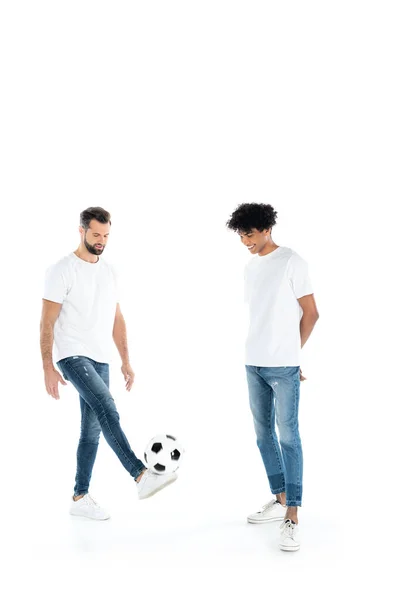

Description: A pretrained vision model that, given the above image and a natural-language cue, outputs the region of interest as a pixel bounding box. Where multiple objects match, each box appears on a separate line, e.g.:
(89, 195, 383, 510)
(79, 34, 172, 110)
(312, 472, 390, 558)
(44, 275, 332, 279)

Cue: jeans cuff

(271, 486, 286, 494)
(133, 463, 146, 480)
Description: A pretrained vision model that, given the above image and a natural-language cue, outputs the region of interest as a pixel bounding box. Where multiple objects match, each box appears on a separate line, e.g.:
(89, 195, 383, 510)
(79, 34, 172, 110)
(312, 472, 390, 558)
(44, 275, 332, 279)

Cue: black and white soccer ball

(144, 434, 184, 474)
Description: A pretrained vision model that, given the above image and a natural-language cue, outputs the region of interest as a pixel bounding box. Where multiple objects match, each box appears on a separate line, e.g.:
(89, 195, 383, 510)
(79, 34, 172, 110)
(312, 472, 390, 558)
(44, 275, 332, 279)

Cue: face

(80, 219, 110, 255)
(239, 228, 271, 254)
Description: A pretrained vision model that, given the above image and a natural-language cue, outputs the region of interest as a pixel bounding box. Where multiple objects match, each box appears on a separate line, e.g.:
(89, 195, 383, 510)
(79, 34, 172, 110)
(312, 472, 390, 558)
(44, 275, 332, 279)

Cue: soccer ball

(144, 434, 184, 474)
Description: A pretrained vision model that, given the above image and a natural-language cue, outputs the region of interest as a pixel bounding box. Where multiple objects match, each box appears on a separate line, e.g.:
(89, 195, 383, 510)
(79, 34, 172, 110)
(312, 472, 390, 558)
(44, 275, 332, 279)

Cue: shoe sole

(247, 516, 285, 524)
(139, 475, 178, 500)
(279, 544, 300, 552)
(69, 513, 111, 520)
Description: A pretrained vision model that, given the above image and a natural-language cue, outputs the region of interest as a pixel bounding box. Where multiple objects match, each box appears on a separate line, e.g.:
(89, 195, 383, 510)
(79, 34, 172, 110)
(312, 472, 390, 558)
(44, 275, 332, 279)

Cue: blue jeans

(57, 355, 145, 496)
(245, 366, 303, 507)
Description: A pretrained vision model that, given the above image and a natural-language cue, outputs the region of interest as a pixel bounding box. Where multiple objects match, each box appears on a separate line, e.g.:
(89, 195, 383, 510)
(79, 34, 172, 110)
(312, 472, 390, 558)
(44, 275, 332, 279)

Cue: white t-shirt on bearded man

(43, 252, 119, 364)
(244, 246, 313, 367)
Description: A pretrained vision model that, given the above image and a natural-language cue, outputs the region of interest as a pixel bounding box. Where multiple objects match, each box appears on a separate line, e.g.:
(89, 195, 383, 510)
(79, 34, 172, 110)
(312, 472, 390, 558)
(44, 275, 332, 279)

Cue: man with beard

(40, 207, 177, 519)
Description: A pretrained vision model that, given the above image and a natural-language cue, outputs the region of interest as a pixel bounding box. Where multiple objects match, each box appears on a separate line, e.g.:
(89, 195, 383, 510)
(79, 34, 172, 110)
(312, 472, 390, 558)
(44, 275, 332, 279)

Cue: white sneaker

(137, 469, 178, 500)
(69, 494, 110, 520)
(247, 499, 286, 524)
(279, 519, 301, 551)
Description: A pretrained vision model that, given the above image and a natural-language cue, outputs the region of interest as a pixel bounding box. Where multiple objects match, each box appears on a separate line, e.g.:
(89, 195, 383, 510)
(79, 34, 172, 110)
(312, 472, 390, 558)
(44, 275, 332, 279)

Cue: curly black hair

(226, 203, 278, 233)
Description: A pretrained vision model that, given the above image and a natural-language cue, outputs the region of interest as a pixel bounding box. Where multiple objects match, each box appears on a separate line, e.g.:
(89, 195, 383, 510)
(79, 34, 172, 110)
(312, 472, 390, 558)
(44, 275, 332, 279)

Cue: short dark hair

(226, 203, 277, 233)
(80, 207, 111, 230)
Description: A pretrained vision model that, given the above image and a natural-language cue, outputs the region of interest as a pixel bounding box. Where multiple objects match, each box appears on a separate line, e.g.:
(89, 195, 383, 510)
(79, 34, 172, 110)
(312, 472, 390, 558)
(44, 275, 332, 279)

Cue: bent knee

(78, 436, 100, 445)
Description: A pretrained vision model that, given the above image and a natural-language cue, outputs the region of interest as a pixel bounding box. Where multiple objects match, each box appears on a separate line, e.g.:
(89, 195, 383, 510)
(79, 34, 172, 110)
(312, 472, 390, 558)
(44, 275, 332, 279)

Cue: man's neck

(258, 242, 279, 257)
(74, 248, 99, 263)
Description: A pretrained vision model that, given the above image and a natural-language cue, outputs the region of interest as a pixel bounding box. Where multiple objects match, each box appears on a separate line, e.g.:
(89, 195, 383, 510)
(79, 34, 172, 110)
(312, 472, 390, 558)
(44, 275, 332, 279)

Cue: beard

(84, 235, 104, 255)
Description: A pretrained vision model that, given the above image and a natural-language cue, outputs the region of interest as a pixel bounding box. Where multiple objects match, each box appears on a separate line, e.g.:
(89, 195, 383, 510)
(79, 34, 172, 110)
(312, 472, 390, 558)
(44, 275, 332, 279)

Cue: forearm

(300, 314, 319, 348)
(40, 321, 54, 369)
(113, 316, 130, 365)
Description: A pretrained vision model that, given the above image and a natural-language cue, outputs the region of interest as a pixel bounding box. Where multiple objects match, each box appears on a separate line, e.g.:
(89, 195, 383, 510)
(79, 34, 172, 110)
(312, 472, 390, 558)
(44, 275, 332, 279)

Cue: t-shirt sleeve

(43, 263, 68, 304)
(287, 253, 313, 299)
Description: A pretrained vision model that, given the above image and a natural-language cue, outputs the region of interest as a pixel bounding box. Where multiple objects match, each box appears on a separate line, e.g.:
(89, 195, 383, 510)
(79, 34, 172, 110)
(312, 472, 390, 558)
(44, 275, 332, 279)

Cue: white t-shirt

(43, 252, 119, 364)
(244, 246, 313, 367)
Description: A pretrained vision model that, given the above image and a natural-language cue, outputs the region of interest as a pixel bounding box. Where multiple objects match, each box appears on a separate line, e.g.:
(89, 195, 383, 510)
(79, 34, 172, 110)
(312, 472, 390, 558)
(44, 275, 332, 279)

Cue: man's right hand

(44, 367, 67, 400)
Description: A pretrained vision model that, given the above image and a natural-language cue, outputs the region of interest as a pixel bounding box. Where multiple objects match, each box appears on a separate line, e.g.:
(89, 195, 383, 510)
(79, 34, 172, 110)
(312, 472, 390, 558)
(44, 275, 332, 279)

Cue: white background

(1, 1, 399, 598)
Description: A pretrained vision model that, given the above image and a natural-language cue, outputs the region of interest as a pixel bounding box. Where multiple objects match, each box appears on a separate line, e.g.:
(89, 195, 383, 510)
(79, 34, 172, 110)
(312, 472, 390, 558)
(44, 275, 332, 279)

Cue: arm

(40, 299, 67, 398)
(40, 299, 62, 369)
(113, 303, 135, 391)
(113, 303, 130, 365)
(298, 294, 319, 348)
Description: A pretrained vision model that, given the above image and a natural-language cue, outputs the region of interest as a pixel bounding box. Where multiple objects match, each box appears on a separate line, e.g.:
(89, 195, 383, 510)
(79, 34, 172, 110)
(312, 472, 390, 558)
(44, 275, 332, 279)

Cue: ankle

(285, 510, 298, 525)
(135, 469, 147, 483)
(73, 494, 84, 502)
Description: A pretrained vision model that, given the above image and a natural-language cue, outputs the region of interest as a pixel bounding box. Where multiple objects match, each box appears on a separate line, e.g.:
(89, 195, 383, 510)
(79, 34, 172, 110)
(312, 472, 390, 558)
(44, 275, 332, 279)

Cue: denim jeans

(245, 365, 303, 507)
(57, 355, 145, 496)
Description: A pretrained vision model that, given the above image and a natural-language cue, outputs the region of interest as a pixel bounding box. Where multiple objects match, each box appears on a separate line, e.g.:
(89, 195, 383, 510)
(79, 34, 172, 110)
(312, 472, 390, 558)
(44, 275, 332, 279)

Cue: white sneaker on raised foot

(279, 519, 300, 551)
(69, 494, 110, 520)
(137, 469, 178, 500)
(247, 499, 286, 524)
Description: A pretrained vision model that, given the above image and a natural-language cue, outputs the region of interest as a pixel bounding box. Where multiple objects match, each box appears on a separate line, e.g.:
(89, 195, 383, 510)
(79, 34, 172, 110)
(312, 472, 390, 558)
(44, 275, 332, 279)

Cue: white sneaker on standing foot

(69, 494, 110, 520)
(279, 519, 300, 551)
(137, 469, 178, 500)
(247, 499, 286, 524)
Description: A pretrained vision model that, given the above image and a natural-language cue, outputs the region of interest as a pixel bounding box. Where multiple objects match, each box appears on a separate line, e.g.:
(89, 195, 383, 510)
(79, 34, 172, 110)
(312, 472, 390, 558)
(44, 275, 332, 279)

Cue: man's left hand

(121, 363, 135, 391)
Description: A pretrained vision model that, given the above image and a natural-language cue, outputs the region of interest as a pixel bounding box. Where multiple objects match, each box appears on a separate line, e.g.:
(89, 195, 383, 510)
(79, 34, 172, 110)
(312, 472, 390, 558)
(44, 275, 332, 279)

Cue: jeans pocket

(56, 360, 69, 381)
